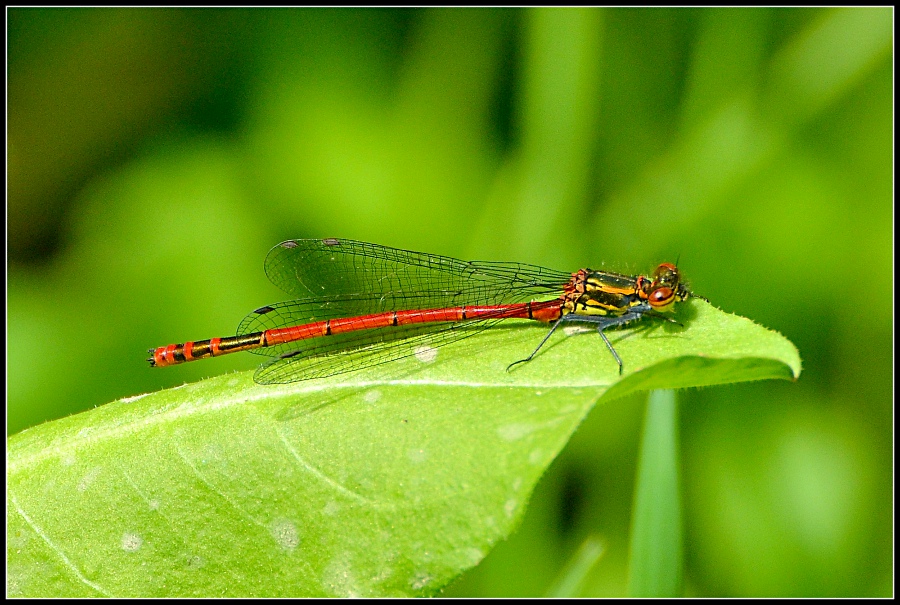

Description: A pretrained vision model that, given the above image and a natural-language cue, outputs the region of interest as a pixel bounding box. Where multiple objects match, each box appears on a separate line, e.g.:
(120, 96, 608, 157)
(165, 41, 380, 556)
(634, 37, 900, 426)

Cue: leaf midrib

(7, 378, 609, 473)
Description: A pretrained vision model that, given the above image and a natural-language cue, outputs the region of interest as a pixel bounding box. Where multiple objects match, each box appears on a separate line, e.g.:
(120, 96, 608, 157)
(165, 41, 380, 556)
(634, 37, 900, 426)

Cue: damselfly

(149, 238, 706, 383)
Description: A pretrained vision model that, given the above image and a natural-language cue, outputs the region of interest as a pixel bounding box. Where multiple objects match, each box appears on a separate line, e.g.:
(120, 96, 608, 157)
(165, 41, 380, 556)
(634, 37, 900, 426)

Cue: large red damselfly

(149, 238, 706, 383)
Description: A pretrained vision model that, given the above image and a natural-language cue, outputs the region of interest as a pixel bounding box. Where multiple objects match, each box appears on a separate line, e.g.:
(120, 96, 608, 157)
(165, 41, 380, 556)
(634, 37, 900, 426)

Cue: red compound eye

(651, 263, 680, 287)
(649, 286, 676, 310)
(653, 262, 678, 277)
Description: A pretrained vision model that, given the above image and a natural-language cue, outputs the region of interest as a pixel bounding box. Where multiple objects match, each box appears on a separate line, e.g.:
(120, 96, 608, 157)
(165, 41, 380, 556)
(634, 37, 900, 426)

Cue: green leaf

(7, 301, 799, 597)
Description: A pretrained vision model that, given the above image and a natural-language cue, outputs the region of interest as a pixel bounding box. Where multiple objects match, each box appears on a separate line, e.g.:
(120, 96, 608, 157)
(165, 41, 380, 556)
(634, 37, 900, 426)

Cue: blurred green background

(7, 7, 892, 597)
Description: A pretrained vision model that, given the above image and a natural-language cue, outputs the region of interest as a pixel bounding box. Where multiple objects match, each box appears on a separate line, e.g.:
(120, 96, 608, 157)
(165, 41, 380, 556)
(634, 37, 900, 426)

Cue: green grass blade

(628, 389, 683, 597)
(545, 535, 606, 597)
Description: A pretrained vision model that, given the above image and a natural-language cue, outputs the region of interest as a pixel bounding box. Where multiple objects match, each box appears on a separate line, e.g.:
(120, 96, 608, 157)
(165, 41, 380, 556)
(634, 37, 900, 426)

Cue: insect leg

(506, 318, 566, 372)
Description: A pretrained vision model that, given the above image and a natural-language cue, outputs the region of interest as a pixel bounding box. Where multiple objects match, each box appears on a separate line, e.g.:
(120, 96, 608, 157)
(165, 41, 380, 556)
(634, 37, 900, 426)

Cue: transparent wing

(262, 238, 572, 303)
(253, 316, 519, 384)
(240, 239, 572, 383)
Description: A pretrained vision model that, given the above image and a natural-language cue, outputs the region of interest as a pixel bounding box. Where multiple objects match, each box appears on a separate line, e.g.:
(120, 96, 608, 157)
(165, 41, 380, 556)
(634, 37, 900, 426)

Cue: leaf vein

(176, 448, 268, 530)
(277, 432, 378, 507)
(9, 492, 114, 597)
